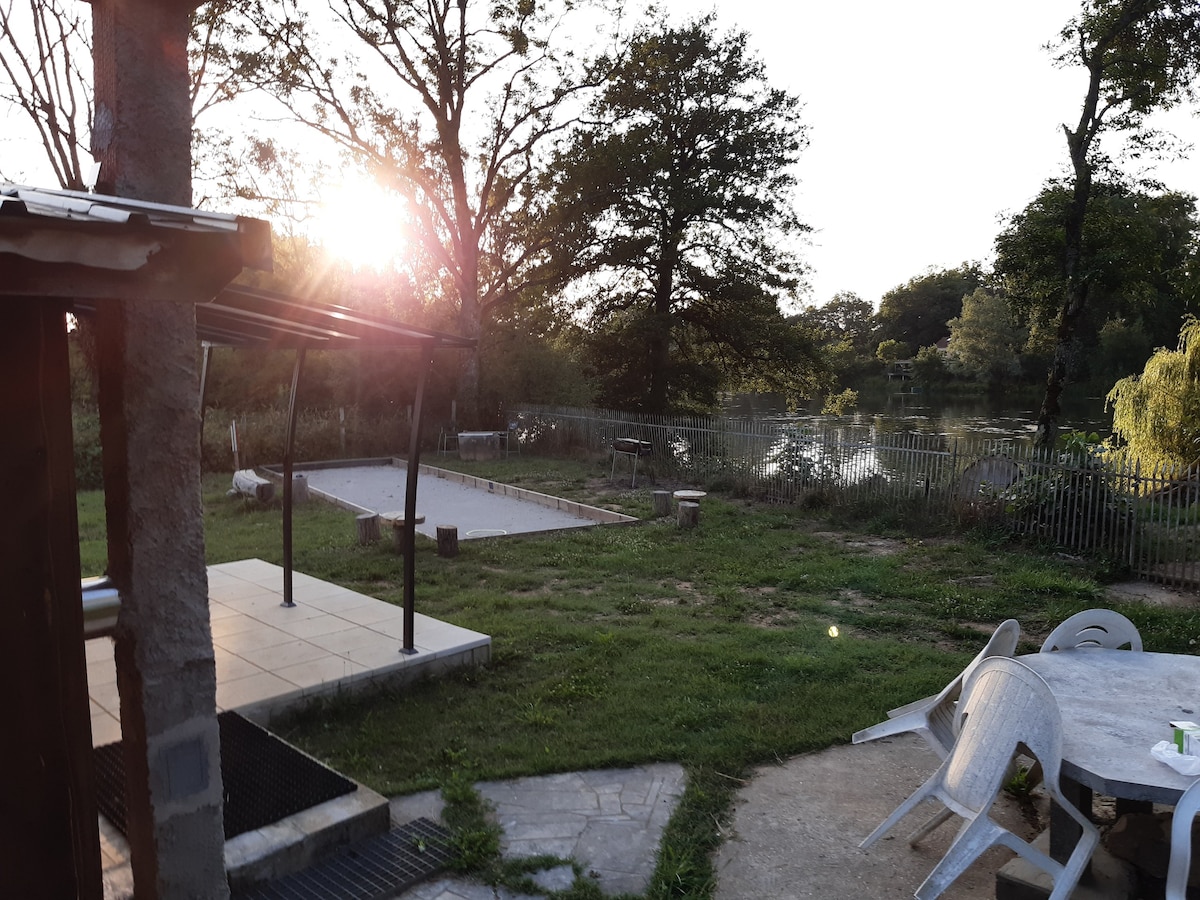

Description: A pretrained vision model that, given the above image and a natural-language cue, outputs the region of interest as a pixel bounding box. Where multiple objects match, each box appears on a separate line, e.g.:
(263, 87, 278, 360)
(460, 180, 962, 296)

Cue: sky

(667, 0, 1200, 308)
(4, 0, 1199, 311)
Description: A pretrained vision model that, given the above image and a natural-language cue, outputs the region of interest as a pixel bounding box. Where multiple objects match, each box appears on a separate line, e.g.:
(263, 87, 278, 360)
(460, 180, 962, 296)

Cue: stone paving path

(390, 763, 687, 899)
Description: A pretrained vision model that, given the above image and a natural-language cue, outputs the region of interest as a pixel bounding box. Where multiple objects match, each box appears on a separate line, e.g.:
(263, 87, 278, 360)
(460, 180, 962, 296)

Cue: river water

(723, 388, 1115, 447)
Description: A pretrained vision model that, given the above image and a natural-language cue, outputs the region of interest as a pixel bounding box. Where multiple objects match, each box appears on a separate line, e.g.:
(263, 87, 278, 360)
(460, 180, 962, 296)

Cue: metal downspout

(282, 347, 306, 608)
(401, 346, 434, 652)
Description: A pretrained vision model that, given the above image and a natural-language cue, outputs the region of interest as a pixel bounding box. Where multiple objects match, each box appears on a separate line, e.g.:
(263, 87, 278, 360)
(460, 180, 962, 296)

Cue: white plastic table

(1017, 649, 1200, 867)
(1019, 650, 1200, 804)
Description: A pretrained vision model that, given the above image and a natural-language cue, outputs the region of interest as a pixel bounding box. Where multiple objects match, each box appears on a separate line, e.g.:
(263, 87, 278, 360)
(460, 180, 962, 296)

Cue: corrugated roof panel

(3, 184, 474, 353)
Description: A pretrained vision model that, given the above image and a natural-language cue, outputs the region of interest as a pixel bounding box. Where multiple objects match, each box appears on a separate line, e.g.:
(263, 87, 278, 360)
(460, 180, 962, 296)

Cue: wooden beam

(0, 300, 101, 899)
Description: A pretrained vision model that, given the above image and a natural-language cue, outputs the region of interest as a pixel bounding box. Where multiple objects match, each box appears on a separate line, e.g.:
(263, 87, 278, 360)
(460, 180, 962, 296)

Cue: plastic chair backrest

(945, 657, 1062, 813)
(923, 619, 1021, 752)
(961, 618, 1021, 685)
(1165, 778, 1200, 900)
(1040, 608, 1142, 652)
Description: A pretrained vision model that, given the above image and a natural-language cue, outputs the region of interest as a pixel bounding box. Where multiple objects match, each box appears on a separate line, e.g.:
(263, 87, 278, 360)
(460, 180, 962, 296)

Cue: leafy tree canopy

(994, 178, 1199, 359)
(874, 265, 984, 352)
(792, 292, 876, 355)
(540, 14, 816, 412)
(946, 288, 1028, 386)
(875, 339, 911, 365)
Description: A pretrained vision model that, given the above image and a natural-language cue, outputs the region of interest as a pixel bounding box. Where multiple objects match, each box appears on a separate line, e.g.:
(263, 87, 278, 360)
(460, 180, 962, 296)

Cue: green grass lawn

(75, 454, 1200, 898)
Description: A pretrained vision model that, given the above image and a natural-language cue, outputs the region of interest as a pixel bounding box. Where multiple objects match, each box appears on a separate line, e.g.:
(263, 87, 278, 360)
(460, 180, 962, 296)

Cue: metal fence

(512, 404, 1200, 589)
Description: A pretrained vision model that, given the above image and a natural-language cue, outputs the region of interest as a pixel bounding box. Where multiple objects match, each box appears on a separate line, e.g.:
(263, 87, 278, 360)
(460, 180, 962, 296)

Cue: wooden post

(677, 501, 700, 529)
(356, 514, 381, 544)
(437, 525, 459, 558)
(653, 490, 671, 517)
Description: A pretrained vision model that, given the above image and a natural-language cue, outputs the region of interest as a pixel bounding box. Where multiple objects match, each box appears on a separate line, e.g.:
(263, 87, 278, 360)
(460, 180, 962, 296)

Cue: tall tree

(1035, 0, 1200, 446)
(250, 0, 617, 423)
(874, 265, 984, 354)
(541, 16, 815, 412)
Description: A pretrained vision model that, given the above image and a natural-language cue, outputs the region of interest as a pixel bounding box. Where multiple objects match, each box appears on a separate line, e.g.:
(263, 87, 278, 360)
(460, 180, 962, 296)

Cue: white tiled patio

(87, 558, 491, 747)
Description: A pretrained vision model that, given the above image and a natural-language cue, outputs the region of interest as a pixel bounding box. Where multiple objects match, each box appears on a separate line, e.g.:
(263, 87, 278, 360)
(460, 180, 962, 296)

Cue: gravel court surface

(298, 463, 606, 539)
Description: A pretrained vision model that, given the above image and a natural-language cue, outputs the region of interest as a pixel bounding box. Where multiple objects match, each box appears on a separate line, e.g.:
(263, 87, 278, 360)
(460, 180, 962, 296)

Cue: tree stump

(652, 490, 672, 517)
(356, 513, 381, 544)
(437, 524, 459, 558)
(677, 501, 700, 529)
(379, 511, 425, 553)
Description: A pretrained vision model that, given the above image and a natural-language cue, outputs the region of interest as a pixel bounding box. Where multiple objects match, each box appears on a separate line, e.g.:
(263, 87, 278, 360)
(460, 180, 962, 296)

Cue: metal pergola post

(400, 346, 434, 652)
(282, 347, 306, 608)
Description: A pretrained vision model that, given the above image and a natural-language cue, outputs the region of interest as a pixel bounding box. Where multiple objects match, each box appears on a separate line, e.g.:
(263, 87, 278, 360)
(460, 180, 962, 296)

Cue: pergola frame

(1, 183, 474, 896)
(184, 283, 476, 638)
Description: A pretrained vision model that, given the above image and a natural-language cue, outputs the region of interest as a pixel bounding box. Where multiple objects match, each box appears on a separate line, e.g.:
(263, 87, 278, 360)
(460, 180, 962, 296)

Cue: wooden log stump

(652, 490, 672, 517)
(677, 500, 700, 529)
(232, 469, 274, 503)
(356, 513, 381, 544)
(291, 473, 309, 504)
(437, 524, 459, 558)
(379, 511, 426, 553)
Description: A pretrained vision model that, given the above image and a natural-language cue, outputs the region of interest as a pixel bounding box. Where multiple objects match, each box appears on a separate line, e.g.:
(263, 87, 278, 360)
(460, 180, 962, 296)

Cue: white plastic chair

(852, 619, 1021, 759)
(1165, 778, 1200, 900)
(1040, 608, 1142, 652)
(860, 657, 1099, 900)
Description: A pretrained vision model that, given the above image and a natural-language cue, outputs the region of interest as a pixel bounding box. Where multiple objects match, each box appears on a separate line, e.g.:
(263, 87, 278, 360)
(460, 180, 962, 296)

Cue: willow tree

(1108, 316, 1200, 471)
(1035, 0, 1200, 447)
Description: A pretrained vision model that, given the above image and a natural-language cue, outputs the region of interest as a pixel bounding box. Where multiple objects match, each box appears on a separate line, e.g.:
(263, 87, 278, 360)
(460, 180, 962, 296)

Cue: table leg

(1050, 776, 1092, 864)
(1114, 798, 1152, 818)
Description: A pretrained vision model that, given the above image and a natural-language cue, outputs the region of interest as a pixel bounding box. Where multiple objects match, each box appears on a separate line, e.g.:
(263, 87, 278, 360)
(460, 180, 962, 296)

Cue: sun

(313, 175, 409, 270)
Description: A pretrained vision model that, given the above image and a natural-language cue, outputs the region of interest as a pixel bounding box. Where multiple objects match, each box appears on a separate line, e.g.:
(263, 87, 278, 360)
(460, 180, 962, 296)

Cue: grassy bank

(76, 455, 1200, 898)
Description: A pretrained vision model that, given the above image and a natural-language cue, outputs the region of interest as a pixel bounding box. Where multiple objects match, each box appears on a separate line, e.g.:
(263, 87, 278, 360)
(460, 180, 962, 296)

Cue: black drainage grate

(232, 817, 455, 900)
(93, 711, 357, 840)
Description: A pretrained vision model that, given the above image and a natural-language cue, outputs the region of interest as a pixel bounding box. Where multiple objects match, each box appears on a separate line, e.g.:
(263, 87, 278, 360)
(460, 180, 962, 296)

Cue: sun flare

(313, 175, 409, 270)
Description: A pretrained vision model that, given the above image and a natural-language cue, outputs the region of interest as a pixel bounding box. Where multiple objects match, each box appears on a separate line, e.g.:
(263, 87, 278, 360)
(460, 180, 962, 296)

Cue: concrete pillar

(91, 0, 228, 897)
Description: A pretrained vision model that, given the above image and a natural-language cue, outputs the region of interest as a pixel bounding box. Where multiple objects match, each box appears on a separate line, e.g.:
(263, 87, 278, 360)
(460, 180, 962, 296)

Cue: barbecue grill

(610, 438, 652, 487)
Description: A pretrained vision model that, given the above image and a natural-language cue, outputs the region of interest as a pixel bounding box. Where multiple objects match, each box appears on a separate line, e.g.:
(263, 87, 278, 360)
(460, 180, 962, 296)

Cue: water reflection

(725, 391, 1113, 445)
(707, 391, 1116, 493)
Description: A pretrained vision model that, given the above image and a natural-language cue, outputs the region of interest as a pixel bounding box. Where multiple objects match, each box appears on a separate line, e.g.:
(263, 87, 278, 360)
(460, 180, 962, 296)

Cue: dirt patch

(1104, 581, 1199, 609)
(809, 531, 905, 556)
(846, 538, 905, 556)
(829, 588, 873, 608)
(747, 610, 798, 628)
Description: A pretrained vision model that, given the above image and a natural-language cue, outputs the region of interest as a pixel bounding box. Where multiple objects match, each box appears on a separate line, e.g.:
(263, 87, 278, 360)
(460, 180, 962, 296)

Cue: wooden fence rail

(512, 404, 1200, 589)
